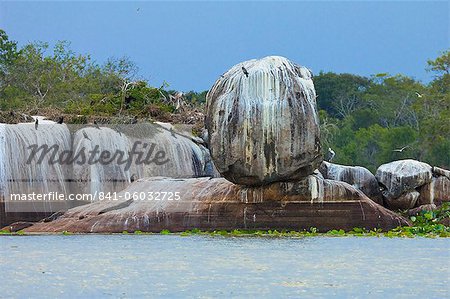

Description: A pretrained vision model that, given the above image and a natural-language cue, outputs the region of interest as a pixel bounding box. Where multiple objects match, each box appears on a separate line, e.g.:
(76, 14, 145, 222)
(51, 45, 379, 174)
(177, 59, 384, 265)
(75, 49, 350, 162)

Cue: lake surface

(0, 235, 449, 298)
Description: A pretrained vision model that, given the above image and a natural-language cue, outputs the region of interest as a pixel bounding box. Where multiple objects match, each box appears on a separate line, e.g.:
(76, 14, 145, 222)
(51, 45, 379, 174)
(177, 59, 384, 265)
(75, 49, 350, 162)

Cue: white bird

(415, 92, 423, 98)
(326, 147, 335, 162)
(393, 145, 409, 152)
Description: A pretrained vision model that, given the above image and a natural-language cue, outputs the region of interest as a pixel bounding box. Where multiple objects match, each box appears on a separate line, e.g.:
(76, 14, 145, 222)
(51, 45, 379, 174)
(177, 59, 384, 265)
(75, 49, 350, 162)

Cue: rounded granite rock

(375, 159, 432, 199)
(205, 56, 322, 186)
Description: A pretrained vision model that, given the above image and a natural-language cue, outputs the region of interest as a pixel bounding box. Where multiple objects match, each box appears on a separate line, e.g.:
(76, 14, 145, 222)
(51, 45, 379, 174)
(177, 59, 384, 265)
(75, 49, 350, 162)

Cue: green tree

(314, 72, 371, 118)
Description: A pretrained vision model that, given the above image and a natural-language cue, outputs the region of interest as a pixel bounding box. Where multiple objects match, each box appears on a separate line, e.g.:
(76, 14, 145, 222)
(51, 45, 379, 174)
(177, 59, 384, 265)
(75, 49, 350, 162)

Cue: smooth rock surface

(1, 121, 219, 227)
(319, 161, 382, 204)
(376, 159, 432, 199)
(206, 56, 321, 186)
(70, 122, 219, 196)
(0, 119, 72, 226)
(24, 176, 409, 233)
(418, 175, 450, 206)
(385, 190, 420, 210)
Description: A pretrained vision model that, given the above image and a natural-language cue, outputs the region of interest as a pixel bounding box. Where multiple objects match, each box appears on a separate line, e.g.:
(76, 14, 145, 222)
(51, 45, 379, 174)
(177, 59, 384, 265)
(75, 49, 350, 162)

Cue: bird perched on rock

(34, 118, 39, 130)
(114, 126, 122, 136)
(93, 120, 100, 129)
(57, 116, 64, 124)
(130, 174, 137, 183)
(242, 66, 249, 78)
(326, 147, 335, 162)
(169, 127, 176, 138)
(82, 131, 91, 141)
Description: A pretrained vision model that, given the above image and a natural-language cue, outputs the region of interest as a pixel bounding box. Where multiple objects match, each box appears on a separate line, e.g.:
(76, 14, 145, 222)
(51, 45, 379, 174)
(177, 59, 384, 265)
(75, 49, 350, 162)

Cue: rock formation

(375, 159, 432, 209)
(418, 174, 450, 206)
(23, 175, 408, 233)
(319, 161, 382, 204)
(206, 56, 321, 186)
(0, 120, 219, 226)
(385, 190, 420, 210)
(0, 119, 72, 226)
(70, 123, 219, 196)
(4, 56, 426, 232)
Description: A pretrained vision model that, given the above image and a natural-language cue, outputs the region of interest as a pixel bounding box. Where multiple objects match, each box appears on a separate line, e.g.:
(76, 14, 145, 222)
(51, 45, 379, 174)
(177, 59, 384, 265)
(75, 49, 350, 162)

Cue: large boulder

(23, 175, 409, 233)
(206, 56, 321, 186)
(375, 159, 432, 199)
(0, 119, 72, 227)
(319, 161, 382, 204)
(70, 122, 219, 196)
(418, 175, 450, 206)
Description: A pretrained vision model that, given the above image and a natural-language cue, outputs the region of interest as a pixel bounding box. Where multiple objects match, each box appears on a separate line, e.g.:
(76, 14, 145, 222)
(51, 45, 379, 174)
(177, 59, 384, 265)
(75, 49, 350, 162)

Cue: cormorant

(57, 116, 64, 124)
(114, 126, 122, 136)
(34, 119, 38, 130)
(82, 131, 91, 141)
(169, 127, 176, 138)
(130, 174, 137, 183)
(242, 66, 249, 78)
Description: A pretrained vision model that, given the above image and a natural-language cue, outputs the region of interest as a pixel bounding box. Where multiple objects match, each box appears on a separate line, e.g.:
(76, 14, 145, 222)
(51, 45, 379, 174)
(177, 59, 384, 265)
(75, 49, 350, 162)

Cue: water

(0, 236, 448, 298)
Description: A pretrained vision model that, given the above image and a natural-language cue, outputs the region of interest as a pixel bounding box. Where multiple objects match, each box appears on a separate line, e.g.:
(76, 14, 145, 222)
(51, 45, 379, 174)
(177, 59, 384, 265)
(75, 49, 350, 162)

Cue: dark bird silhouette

(169, 127, 176, 138)
(93, 120, 100, 129)
(242, 66, 249, 78)
(114, 126, 122, 136)
(34, 119, 38, 130)
(393, 145, 409, 152)
(82, 131, 91, 141)
(57, 116, 64, 124)
(326, 147, 335, 162)
(131, 116, 138, 124)
(130, 174, 137, 183)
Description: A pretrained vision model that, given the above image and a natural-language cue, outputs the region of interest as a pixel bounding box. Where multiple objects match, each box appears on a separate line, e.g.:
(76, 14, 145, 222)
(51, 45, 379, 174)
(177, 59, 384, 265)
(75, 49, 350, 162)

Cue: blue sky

(0, 1, 449, 91)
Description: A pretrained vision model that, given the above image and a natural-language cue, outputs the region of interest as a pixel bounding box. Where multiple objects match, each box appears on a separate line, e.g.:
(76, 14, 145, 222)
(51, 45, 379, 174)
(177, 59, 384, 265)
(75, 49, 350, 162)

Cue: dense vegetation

(0, 29, 449, 171)
(0, 29, 206, 123)
(315, 55, 450, 172)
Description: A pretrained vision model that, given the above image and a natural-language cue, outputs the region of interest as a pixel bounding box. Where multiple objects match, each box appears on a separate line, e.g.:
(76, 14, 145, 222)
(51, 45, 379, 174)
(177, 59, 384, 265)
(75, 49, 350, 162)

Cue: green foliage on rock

(0, 31, 185, 119)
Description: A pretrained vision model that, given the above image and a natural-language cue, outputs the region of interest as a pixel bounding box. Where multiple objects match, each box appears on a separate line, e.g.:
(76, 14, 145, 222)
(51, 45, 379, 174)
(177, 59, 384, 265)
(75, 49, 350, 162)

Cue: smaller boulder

(418, 175, 450, 206)
(432, 166, 450, 180)
(384, 190, 420, 210)
(376, 159, 432, 199)
(407, 204, 437, 216)
(319, 161, 382, 204)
